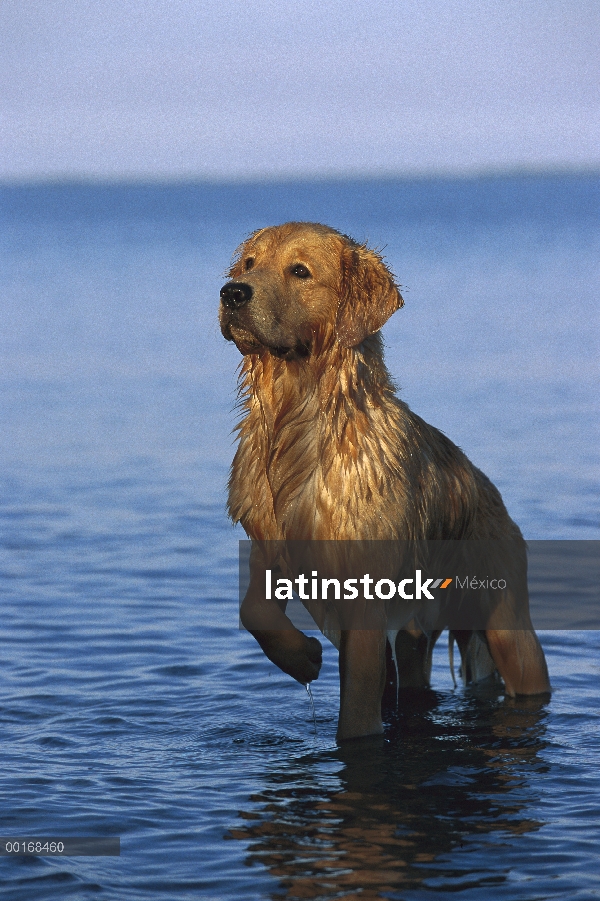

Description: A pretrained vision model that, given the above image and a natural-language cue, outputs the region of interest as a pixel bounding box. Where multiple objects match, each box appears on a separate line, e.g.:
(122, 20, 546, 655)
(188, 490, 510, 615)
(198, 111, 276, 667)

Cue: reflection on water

(230, 692, 549, 899)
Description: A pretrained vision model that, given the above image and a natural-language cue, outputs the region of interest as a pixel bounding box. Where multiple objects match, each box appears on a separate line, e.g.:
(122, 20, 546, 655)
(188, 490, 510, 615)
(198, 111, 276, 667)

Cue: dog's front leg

(337, 629, 387, 741)
(240, 566, 322, 685)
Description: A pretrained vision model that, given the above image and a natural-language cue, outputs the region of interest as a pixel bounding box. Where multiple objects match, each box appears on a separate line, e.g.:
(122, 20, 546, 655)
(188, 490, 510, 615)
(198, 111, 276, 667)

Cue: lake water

(1, 174, 599, 899)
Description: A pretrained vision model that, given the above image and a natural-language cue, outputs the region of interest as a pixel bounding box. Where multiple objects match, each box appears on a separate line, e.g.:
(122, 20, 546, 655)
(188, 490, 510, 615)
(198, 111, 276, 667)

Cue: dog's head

(219, 222, 403, 359)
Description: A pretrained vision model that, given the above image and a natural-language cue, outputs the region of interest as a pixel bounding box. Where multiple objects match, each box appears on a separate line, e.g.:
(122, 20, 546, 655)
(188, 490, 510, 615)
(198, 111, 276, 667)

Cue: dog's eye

(291, 264, 311, 279)
(244, 257, 255, 271)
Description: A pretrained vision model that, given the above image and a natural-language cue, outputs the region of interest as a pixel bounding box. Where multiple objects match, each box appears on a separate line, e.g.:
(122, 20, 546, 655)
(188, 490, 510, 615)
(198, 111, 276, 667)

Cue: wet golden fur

(220, 222, 550, 741)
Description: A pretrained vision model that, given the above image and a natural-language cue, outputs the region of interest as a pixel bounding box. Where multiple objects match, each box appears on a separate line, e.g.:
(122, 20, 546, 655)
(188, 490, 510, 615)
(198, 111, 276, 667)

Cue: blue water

(1, 175, 599, 899)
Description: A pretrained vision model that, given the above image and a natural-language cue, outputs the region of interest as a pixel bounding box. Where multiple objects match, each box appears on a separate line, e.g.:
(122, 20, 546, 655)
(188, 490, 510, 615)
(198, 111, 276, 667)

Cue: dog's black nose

(220, 281, 253, 309)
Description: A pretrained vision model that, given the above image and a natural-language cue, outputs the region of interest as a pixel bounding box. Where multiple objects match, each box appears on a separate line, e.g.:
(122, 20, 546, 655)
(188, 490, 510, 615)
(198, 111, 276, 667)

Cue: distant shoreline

(1, 166, 599, 190)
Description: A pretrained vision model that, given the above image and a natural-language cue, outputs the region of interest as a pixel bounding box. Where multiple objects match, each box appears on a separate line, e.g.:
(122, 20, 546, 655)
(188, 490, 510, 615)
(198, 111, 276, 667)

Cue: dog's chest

(233, 420, 406, 541)
(230, 369, 419, 541)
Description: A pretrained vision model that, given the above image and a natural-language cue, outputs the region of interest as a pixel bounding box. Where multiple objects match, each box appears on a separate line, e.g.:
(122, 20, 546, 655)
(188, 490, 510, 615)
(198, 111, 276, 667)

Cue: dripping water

(305, 683, 317, 736)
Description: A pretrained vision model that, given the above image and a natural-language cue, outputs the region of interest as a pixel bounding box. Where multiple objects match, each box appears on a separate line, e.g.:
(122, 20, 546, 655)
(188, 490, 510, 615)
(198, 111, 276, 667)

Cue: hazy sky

(1, 0, 598, 181)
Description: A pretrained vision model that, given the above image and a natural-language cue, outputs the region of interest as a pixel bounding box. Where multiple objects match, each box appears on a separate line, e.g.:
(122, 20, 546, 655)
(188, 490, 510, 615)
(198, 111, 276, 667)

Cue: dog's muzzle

(220, 281, 253, 310)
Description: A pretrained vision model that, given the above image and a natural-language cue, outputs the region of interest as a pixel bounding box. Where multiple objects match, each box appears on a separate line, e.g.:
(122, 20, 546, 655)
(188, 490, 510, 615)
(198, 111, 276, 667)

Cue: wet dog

(220, 222, 550, 741)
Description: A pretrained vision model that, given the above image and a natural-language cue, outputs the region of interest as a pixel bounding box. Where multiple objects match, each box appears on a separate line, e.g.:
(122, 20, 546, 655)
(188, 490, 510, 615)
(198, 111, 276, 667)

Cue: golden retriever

(219, 222, 550, 741)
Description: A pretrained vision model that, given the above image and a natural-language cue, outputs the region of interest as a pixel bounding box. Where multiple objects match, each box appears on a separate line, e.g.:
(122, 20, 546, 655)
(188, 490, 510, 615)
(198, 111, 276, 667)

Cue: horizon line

(1, 164, 599, 190)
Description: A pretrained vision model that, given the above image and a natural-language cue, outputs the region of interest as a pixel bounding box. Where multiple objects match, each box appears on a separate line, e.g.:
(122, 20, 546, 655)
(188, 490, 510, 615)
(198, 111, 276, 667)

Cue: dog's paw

(260, 630, 322, 685)
(280, 633, 323, 685)
(299, 636, 323, 684)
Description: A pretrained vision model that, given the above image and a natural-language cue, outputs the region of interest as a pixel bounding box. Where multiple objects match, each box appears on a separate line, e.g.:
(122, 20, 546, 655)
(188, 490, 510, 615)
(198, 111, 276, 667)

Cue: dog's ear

(336, 242, 403, 347)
